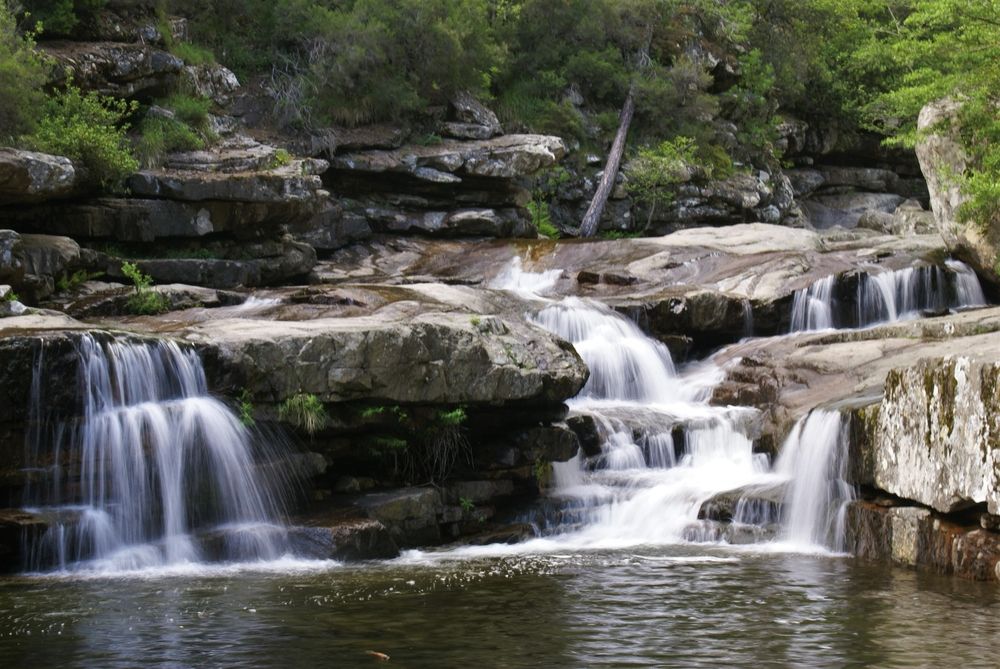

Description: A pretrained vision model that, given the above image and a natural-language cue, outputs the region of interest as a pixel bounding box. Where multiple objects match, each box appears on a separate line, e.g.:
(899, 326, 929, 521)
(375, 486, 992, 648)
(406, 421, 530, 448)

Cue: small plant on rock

(279, 392, 330, 435)
(237, 389, 255, 427)
(121, 261, 169, 315)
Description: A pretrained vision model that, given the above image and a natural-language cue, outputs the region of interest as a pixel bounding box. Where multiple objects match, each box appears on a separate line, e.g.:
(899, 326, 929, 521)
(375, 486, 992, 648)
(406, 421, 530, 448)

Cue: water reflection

(1, 550, 997, 668)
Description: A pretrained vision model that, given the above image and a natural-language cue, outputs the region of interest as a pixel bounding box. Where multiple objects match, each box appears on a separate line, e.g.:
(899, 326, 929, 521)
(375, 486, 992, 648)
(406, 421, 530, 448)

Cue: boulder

(128, 157, 328, 202)
(916, 98, 998, 281)
(857, 199, 937, 236)
(0, 149, 77, 205)
(178, 64, 241, 107)
(856, 356, 1000, 515)
(43, 41, 183, 98)
(190, 312, 588, 407)
(365, 206, 535, 238)
(288, 515, 399, 561)
(333, 134, 566, 180)
(0, 197, 314, 241)
(354, 487, 443, 546)
(440, 91, 502, 140)
(286, 204, 373, 251)
(800, 192, 905, 229)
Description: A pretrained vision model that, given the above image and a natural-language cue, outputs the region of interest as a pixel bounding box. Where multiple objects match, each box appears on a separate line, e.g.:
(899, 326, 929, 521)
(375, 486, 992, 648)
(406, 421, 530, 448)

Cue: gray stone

(128, 157, 328, 203)
(0, 149, 77, 205)
(178, 63, 241, 107)
(43, 41, 183, 98)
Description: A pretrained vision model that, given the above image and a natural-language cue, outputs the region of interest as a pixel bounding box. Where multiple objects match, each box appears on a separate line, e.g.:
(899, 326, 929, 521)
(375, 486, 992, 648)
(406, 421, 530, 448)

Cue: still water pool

(1, 545, 997, 668)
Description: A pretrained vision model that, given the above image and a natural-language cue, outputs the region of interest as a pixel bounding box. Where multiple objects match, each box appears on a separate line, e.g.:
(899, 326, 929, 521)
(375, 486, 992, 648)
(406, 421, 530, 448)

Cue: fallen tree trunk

(579, 89, 636, 238)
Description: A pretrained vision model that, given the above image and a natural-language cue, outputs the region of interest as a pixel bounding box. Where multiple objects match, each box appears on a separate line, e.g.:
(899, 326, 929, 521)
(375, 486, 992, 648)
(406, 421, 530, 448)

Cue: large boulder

(191, 312, 588, 407)
(0, 149, 77, 205)
(856, 356, 1000, 515)
(43, 41, 183, 98)
(440, 91, 503, 140)
(916, 98, 998, 280)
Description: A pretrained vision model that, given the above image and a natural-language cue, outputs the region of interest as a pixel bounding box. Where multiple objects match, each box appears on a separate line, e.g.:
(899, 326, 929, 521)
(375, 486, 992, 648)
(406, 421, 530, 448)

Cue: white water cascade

(774, 410, 854, 551)
(791, 260, 988, 332)
(24, 335, 294, 572)
(493, 258, 851, 551)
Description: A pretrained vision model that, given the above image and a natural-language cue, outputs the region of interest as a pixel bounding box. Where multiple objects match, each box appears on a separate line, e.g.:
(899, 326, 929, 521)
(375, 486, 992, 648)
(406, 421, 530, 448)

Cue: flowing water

(3, 258, 997, 667)
(22, 335, 295, 573)
(790, 260, 987, 332)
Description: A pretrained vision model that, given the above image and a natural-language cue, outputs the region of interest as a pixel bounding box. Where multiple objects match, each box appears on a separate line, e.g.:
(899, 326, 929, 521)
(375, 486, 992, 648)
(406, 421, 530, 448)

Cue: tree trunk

(579, 89, 636, 238)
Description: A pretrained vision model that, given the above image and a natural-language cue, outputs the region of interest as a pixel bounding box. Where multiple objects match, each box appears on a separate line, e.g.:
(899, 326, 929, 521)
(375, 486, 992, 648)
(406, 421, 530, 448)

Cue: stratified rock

(163, 136, 279, 173)
(288, 515, 399, 561)
(333, 134, 566, 180)
(857, 357, 1000, 515)
(286, 203, 373, 251)
(800, 192, 905, 229)
(857, 199, 937, 236)
(365, 206, 534, 238)
(0, 149, 77, 205)
(43, 41, 183, 98)
(0, 197, 312, 241)
(178, 63, 241, 107)
(916, 98, 999, 282)
(440, 91, 502, 140)
(354, 487, 443, 547)
(129, 158, 329, 203)
(191, 312, 588, 406)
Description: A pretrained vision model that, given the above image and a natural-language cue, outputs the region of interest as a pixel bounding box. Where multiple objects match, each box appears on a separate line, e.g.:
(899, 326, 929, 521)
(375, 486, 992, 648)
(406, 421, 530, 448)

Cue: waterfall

(23, 335, 294, 572)
(791, 260, 988, 332)
(774, 410, 854, 550)
(790, 275, 837, 331)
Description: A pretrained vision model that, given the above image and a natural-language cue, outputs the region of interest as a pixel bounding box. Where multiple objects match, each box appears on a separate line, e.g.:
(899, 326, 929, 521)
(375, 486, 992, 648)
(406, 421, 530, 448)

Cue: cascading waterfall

(23, 335, 294, 572)
(790, 260, 987, 332)
(490, 256, 863, 553)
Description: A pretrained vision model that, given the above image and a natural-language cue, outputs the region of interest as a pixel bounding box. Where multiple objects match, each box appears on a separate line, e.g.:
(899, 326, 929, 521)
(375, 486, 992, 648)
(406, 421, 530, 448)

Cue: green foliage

(0, 6, 49, 142)
(135, 116, 204, 168)
(279, 392, 330, 435)
(3, 289, 19, 302)
(266, 148, 291, 170)
(625, 136, 698, 226)
(172, 41, 215, 66)
(237, 389, 255, 427)
(414, 133, 444, 146)
(23, 85, 138, 190)
(21, 0, 106, 36)
(459, 496, 475, 513)
(436, 407, 467, 428)
(120, 261, 169, 315)
(160, 93, 212, 129)
(528, 200, 559, 239)
(55, 269, 101, 292)
(723, 49, 780, 162)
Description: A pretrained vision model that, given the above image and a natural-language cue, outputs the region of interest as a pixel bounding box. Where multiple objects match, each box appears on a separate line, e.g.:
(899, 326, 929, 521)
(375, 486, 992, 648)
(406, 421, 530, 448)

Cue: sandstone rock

(440, 91, 502, 140)
(365, 206, 535, 238)
(916, 98, 998, 281)
(801, 192, 905, 229)
(857, 199, 937, 236)
(286, 203, 373, 251)
(43, 41, 183, 98)
(354, 487, 443, 546)
(859, 356, 1000, 515)
(333, 134, 566, 180)
(190, 312, 588, 407)
(0, 197, 310, 241)
(178, 64, 241, 107)
(128, 158, 328, 203)
(0, 149, 77, 205)
(163, 136, 279, 173)
(289, 515, 399, 561)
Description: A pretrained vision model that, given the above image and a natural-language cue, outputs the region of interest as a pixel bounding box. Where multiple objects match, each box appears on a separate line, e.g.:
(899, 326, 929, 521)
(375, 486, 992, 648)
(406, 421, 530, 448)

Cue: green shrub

(237, 389, 255, 427)
(21, 0, 106, 36)
(120, 261, 169, 315)
(135, 116, 204, 168)
(0, 6, 48, 141)
(23, 85, 138, 190)
(172, 41, 215, 66)
(528, 200, 559, 239)
(160, 93, 212, 129)
(279, 393, 330, 435)
(266, 148, 291, 170)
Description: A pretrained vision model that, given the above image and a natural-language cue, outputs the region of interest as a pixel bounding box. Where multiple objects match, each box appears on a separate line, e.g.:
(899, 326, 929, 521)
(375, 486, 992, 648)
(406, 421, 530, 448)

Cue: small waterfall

(533, 297, 689, 403)
(791, 260, 988, 332)
(774, 410, 854, 550)
(489, 257, 563, 297)
(790, 275, 836, 332)
(23, 335, 294, 572)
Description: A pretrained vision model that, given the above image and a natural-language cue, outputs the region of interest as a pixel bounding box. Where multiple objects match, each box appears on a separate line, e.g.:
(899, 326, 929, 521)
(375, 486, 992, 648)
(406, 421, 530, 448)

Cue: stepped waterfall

(23, 336, 294, 573)
(495, 260, 855, 553)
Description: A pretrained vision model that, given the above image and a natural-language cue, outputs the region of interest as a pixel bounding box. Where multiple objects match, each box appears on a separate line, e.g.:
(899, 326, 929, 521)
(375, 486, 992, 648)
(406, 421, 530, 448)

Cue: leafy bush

(279, 393, 330, 435)
(160, 93, 212, 130)
(21, 0, 105, 36)
(135, 116, 205, 168)
(0, 5, 48, 141)
(528, 200, 559, 239)
(120, 261, 169, 315)
(172, 41, 215, 66)
(24, 85, 138, 190)
(624, 136, 698, 227)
